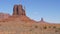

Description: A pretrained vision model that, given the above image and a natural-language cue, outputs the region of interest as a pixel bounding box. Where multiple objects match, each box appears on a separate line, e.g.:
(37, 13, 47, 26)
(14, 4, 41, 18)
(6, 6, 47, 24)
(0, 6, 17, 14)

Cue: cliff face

(13, 4, 26, 16)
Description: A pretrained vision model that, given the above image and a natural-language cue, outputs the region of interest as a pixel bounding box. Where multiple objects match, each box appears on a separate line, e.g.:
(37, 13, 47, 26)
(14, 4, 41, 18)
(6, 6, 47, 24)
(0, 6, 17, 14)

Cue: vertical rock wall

(13, 4, 26, 16)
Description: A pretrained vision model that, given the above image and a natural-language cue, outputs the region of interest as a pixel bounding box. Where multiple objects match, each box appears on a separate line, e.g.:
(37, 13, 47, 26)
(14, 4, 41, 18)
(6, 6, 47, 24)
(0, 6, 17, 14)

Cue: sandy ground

(0, 17, 60, 34)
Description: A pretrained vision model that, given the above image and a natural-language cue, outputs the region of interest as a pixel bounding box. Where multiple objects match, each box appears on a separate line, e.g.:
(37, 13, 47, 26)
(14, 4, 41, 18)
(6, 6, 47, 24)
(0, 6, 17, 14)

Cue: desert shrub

(44, 26, 47, 29)
(2, 21, 5, 22)
(55, 30, 58, 32)
(35, 25, 38, 28)
(55, 28, 60, 32)
(53, 26, 56, 29)
(48, 26, 51, 28)
(29, 29, 32, 31)
(58, 28, 60, 30)
(57, 28, 60, 30)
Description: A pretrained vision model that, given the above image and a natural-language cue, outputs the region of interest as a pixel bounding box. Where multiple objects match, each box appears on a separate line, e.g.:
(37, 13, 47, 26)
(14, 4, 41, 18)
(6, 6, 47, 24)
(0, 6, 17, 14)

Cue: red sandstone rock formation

(13, 4, 26, 16)
(0, 13, 10, 21)
(13, 5, 18, 15)
(10, 4, 33, 22)
(0, 13, 10, 19)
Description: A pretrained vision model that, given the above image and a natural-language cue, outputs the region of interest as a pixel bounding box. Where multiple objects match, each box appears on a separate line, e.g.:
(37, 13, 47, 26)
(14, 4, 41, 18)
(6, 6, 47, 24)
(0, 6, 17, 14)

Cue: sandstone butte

(0, 4, 60, 34)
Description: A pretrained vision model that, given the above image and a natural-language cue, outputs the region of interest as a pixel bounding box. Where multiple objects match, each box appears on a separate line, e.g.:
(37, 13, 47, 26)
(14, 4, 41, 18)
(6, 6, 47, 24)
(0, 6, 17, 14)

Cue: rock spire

(41, 18, 44, 22)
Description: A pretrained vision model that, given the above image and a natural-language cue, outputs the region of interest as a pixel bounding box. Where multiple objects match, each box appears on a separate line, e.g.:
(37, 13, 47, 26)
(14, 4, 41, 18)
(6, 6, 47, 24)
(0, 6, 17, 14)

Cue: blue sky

(0, 0, 60, 23)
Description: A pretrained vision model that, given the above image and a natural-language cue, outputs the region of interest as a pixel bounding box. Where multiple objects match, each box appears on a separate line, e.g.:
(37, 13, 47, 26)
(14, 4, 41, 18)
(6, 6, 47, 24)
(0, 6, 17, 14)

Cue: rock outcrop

(13, 4, 26, 16)
(0, 13, 10, 19)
